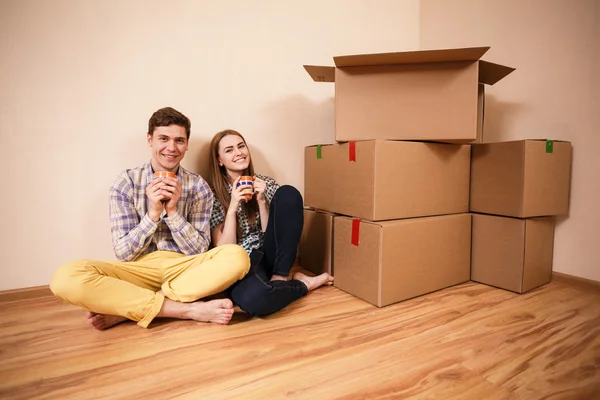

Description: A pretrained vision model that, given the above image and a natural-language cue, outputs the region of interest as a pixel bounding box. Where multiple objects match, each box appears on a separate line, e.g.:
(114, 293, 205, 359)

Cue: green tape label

(316, 145, 322, 159)
(546, 139, 554, 153)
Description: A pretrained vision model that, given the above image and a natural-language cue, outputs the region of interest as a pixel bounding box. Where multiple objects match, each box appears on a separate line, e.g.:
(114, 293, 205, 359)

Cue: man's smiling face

(147, 125, 189, 173)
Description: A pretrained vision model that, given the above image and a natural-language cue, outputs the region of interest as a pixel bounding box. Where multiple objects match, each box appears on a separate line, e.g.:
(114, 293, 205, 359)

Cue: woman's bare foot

(86, 311, 128, 331)
(292, 272, 334, 291)
(185, 299, 235, 325)
(270, 274, 288, 282)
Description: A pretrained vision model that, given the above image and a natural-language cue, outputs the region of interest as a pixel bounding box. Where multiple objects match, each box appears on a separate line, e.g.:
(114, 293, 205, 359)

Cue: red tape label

(349, 141, 356, 162)
(351, 219, 360, 246)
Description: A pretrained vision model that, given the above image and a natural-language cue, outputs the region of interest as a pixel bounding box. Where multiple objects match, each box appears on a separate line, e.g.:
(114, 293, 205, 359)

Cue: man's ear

(147, 133, 152, 146)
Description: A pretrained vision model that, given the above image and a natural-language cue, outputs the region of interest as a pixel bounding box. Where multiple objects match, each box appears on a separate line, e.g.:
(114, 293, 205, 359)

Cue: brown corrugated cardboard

(299, 208, 334, 275)
(304, 140, 470, 221)
(304, 47, 514, 143)
(470, 140, 572, 217)
(476, 84, 485, 142)
(471, 213, 555, 293)
(334, 214, 471, 307)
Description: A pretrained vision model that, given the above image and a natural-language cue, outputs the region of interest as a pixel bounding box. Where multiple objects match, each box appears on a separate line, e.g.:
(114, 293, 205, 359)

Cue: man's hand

(146, 178, 166, 222)
(163, 177, 182, 217)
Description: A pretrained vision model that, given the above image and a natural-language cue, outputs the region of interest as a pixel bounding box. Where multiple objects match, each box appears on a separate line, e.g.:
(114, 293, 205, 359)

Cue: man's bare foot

(86, 311, 128, 331)
(186, 299, 235, 325)
(270, 274, 288, 282)
(292, 272, 334, 291)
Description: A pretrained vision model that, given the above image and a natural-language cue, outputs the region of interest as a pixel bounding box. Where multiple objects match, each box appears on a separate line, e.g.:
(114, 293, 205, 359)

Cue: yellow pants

(50, 244, 250, 328)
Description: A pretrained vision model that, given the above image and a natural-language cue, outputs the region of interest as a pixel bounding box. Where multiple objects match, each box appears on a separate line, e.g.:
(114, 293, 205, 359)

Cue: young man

(51, 107, 250, 330)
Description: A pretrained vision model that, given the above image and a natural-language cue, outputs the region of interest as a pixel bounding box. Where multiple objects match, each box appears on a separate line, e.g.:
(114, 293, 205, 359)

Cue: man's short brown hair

(148, 107, 191, 139)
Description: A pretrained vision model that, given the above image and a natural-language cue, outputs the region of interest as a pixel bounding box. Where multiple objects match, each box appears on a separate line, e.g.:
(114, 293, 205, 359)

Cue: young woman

(208, 129, 333, 316)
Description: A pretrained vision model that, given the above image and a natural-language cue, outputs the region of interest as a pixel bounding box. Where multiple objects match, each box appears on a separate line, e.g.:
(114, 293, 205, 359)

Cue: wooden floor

(1, 279, 599, 400)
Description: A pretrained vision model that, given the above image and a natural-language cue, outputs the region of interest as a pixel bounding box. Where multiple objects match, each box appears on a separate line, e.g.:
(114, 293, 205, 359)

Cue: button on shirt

(109, 162, 213, 261)
(210, 174, 279, 254)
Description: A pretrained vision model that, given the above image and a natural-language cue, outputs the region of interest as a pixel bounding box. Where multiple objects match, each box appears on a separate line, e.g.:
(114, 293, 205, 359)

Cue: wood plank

(0, 280, 599, 399)
(0, 285, 52, 303)
(552, 271, 600, 294)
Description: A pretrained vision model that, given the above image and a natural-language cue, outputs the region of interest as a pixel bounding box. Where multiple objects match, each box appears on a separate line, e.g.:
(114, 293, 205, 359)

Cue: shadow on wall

(188, 94, 334, 190)
(262, 94, 335, 145)
(258, 94, 335, 190)
(556, 141, 575, 223)
(247, 146, 274, 182)
(186, 139, 211, 183)
(482, 94, 527, 143)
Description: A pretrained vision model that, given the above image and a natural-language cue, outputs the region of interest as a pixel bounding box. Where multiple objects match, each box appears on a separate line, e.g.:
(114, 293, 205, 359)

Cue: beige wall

(421, 0, 600, 281)
(0, 0, 420, 290)
(4, 0, 595, 290)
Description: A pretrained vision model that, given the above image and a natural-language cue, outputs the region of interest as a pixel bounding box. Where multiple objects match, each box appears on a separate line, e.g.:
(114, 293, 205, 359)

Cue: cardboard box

(470, 140, 572, 217)
(305, 140, 470, 221)
(299, 208, 334, 275)
(304, 46, 514, 144)
(334, 214, 471, 307)
(471, 214, 555, 293)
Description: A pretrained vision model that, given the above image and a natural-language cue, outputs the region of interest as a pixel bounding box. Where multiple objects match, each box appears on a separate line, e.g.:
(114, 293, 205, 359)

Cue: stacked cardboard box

(470, 140, 572, 293)
(299, 47, 515, 306)
(299, 209, 334, 275)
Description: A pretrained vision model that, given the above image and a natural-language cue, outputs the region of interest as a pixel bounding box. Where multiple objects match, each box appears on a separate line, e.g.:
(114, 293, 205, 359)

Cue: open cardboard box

(304, 46, 515, 144)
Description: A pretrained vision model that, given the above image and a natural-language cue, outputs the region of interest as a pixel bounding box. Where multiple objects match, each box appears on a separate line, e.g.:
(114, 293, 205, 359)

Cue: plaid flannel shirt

(109, 162, 213, 261)
(210, 174, 279, 254)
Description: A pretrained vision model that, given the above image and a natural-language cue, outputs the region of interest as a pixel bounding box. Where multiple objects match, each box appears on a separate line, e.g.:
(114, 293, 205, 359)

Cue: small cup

(236, 176, 254, 200)
(153, 171, 176, 180)
(153, 171, 177, 201)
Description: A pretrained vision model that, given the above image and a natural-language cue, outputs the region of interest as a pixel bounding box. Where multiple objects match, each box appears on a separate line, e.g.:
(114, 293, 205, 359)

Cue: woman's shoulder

(255, 174, 278, 185)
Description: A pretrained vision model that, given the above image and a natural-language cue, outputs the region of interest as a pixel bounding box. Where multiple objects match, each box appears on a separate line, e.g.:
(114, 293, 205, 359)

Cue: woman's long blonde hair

(208, 129, 258, 231)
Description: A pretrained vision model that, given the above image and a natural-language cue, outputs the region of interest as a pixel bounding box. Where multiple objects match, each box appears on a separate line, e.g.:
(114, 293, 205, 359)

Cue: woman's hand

(229, 176, 248, 213)
(253, 177, 267, 204)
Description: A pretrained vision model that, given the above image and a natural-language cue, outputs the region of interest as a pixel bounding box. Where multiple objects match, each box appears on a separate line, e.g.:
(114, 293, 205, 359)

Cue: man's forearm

(164, 212, 210, 255)
(112, 213, 157, 261)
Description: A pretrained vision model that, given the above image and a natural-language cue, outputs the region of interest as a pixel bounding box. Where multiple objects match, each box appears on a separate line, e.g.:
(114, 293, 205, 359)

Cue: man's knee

(213, 244, 250, 279)
(50, 260, 88, 303)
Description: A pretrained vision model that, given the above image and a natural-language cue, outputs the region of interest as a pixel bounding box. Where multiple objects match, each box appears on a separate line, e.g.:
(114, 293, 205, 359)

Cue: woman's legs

(262, 185, 304, 278)
(230, 186, 333, 316)
(230, 250, 308, 316)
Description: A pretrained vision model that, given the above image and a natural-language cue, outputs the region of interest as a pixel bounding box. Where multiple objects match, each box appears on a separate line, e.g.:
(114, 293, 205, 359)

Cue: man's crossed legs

(51, 244, 250, 330)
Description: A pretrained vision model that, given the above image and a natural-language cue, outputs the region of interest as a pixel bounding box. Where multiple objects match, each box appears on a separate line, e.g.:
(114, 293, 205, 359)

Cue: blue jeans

(229, 185, 308, 316)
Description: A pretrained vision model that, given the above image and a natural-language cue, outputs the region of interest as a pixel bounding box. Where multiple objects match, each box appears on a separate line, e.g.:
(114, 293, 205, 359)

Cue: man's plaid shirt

(109, 162, 213, 261)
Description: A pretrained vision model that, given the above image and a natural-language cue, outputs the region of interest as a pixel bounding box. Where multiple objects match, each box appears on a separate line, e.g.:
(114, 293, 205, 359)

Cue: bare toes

(214, 298, 233, 309)
(88, 314, 127, 330)
(90, 315, 104, 330)
(216, 313, 233, 325)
